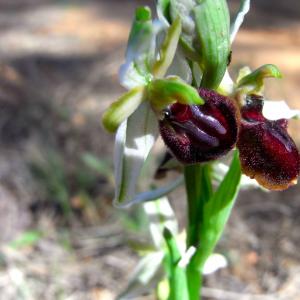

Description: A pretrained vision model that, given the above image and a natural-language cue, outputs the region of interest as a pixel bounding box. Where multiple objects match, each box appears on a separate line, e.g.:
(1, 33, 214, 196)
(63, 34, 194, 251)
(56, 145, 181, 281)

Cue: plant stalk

(184, 164, 212, 300)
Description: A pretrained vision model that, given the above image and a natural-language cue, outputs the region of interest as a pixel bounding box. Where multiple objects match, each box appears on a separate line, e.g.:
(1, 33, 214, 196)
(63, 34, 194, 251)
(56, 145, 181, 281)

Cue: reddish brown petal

(159, 88, 239, 164)
(237, 95, 300, 190)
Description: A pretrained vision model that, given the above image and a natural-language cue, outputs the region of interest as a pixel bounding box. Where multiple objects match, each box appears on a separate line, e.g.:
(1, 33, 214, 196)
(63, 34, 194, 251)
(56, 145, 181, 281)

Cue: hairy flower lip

(237, 95, 300, 191)
(159, 90, 300, 191)
(159, 88, 239, 164)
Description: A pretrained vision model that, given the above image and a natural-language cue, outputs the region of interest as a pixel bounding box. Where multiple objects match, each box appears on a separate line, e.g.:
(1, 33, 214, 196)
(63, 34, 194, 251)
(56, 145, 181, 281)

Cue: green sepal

(102, 86, 145, 133)
(147, 77, 204, 111)
(237, 64, 282, 94)
(152, 17, 182, 78)
(193, 0, 231, 89)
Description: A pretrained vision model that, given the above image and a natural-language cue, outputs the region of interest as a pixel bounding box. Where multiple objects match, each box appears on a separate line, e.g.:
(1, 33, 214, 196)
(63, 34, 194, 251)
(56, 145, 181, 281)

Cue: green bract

(194, 0, 230, 89)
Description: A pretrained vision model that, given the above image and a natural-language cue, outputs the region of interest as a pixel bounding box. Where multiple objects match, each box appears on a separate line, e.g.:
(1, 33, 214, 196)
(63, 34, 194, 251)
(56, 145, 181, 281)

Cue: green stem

(184, 164, 212, 248)
(186, 265, 203, 300)
(184, 164, 212, 300)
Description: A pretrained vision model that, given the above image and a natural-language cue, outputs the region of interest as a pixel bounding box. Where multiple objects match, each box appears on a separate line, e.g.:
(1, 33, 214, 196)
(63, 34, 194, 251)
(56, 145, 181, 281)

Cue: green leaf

(102, 86, 145, 133)
(9, 230, 42, 249)
(237, 64, 282, 94)
(152, 17, 182, 78)
(81, 153, 111, 176)
(193, 0, 231, 89)
(163, 228, 189, 300)
(113, 101, 158, 207)
(148, 77, 204, 111)
(192, 150, 242, 271)
(30, 151, 71, 217)
(230, 0, 251, 43)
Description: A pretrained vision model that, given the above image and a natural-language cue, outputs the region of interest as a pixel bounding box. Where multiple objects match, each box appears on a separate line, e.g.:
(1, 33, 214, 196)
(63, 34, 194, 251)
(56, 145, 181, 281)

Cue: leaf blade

(192, 151, 242, 271)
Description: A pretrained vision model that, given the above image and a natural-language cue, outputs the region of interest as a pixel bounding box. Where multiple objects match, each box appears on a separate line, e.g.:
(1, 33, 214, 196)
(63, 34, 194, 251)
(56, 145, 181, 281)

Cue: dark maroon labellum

(159, 88, 239, 164)
(237, 95, 300, 190)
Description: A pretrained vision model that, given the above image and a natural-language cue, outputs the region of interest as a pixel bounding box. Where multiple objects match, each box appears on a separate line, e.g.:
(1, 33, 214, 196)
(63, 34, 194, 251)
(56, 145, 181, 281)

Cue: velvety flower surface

(159, 89, 239, 164)
(237, 95, 300, 190)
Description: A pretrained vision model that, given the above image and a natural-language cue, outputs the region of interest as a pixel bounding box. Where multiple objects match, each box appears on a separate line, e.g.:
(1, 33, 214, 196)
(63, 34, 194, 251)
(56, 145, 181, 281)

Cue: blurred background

(0, 0, 299, 299)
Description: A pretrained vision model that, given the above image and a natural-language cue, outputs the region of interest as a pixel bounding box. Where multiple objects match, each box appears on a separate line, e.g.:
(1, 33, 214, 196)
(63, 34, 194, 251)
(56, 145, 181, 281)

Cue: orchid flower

(102, 1, 300, 299)
(102, 7, 204, 207)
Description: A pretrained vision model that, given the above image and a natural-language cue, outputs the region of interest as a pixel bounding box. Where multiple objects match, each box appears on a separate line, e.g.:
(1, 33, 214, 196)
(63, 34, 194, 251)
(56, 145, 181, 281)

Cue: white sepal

(213, 162, 260, 190)
(178, 246, 196, 268)
(118, 176, 184, 208)
(156, 0, 171, 27)
(166, 50, 192, 84)
(203, 253, 228, 275)
(263, 100, 300, 120)
(230, 0, 251, 43)
(143, 196, 178, 249)
(169, 0, 196, 35)
(218, 69, 235, 96)
(113, 102, 159, 207)
(119, 62, 150, 89)
(117, 251, 165, 300)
